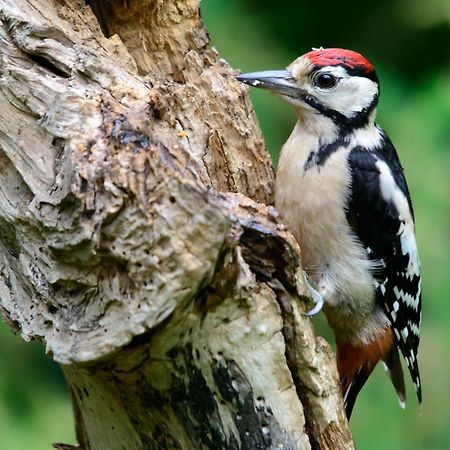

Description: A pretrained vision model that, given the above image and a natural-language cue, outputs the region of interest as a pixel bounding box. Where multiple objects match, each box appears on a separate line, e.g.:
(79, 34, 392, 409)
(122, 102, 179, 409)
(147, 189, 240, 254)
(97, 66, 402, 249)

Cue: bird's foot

(303, 273, 325, 316)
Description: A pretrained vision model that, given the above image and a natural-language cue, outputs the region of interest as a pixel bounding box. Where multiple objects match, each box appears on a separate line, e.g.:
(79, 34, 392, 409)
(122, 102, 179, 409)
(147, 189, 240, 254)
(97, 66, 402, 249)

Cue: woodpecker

(237, 48, 422, 418)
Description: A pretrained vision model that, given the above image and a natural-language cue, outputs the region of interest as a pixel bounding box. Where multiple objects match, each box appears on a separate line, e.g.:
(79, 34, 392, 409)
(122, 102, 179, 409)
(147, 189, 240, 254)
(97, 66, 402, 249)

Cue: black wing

(346, 132, 422, 405)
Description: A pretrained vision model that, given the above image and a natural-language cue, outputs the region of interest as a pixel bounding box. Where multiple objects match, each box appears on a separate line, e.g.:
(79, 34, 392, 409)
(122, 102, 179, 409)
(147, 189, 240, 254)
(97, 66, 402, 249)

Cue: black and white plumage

(346, 130, 422, 414)
(237, 48, 422, 419)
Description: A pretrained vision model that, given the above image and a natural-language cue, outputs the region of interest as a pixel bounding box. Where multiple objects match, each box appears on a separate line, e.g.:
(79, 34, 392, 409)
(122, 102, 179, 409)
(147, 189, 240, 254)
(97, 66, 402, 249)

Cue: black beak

(236, 70, 299, 97)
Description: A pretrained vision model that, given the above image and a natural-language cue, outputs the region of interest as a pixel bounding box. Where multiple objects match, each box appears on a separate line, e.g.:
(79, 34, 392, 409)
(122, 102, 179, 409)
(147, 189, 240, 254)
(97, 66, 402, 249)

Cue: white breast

(275, 121, 376, 317)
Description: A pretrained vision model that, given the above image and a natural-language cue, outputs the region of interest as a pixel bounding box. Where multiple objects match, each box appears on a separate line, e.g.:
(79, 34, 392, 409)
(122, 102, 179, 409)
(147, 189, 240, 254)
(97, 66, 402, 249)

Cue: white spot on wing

(393, 286, 420, 311)
(408, 320, 420, 336)
(401, 327, 409, 341)
(376, 159, 420, 278)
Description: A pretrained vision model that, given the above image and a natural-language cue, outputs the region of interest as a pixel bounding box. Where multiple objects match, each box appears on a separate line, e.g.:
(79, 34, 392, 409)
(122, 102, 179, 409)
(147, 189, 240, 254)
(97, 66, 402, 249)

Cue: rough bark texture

(0, 1, 354, 449)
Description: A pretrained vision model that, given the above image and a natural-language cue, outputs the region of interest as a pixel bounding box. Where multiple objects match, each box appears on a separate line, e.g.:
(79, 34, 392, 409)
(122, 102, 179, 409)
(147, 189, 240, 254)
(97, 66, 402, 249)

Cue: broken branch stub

(0, 0, 354, 448)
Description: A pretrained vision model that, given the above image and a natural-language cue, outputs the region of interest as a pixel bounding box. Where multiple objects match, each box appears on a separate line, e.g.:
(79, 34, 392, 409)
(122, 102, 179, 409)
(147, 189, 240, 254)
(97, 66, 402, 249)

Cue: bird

(237, 48, 422, 419)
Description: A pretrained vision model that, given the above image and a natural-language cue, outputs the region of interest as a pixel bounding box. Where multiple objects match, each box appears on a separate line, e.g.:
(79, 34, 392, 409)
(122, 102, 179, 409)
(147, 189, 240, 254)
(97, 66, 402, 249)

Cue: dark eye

(313, 73, 337, 89)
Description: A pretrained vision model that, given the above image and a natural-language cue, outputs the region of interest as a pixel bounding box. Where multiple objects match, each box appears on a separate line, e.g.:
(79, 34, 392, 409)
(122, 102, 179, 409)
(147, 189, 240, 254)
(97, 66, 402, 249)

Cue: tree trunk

(0, 1, 354, 449)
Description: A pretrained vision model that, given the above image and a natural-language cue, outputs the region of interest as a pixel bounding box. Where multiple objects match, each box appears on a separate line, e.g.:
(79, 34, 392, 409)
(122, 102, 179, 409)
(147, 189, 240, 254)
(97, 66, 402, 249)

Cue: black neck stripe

(303, 138, 347, 171)
(301, 91, 379, 132)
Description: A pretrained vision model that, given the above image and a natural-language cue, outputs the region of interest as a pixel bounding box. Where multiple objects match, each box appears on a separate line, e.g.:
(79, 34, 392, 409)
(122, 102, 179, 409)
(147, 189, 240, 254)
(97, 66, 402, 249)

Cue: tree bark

(0, 1, 354, 449)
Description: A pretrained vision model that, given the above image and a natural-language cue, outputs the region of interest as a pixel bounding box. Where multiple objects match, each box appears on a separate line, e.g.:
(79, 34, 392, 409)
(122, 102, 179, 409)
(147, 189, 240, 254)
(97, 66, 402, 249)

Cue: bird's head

(237, 48, 379, 130)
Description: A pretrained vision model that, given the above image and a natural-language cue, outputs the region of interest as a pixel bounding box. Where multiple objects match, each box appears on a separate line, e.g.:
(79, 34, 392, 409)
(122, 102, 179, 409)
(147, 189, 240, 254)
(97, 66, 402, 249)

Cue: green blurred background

(0, 1, 448, 449)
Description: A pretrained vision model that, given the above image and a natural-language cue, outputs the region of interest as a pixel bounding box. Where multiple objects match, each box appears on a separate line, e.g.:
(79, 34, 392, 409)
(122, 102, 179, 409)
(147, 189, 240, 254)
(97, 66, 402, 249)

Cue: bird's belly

(275, 143, 376, 319)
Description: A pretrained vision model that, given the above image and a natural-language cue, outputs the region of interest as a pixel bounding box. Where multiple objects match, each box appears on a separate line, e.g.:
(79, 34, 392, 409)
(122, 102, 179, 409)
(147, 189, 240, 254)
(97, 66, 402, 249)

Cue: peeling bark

(0, 1, 354, 449)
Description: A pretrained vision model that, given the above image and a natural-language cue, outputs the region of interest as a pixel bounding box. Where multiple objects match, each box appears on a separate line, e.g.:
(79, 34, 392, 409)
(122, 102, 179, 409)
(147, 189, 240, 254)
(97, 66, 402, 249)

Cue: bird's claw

(303, 274, 325, 316)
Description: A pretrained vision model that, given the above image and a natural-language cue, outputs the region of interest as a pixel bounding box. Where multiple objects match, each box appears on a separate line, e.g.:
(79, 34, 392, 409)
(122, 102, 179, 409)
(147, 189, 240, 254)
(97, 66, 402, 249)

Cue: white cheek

(313, 77, 378, 118)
